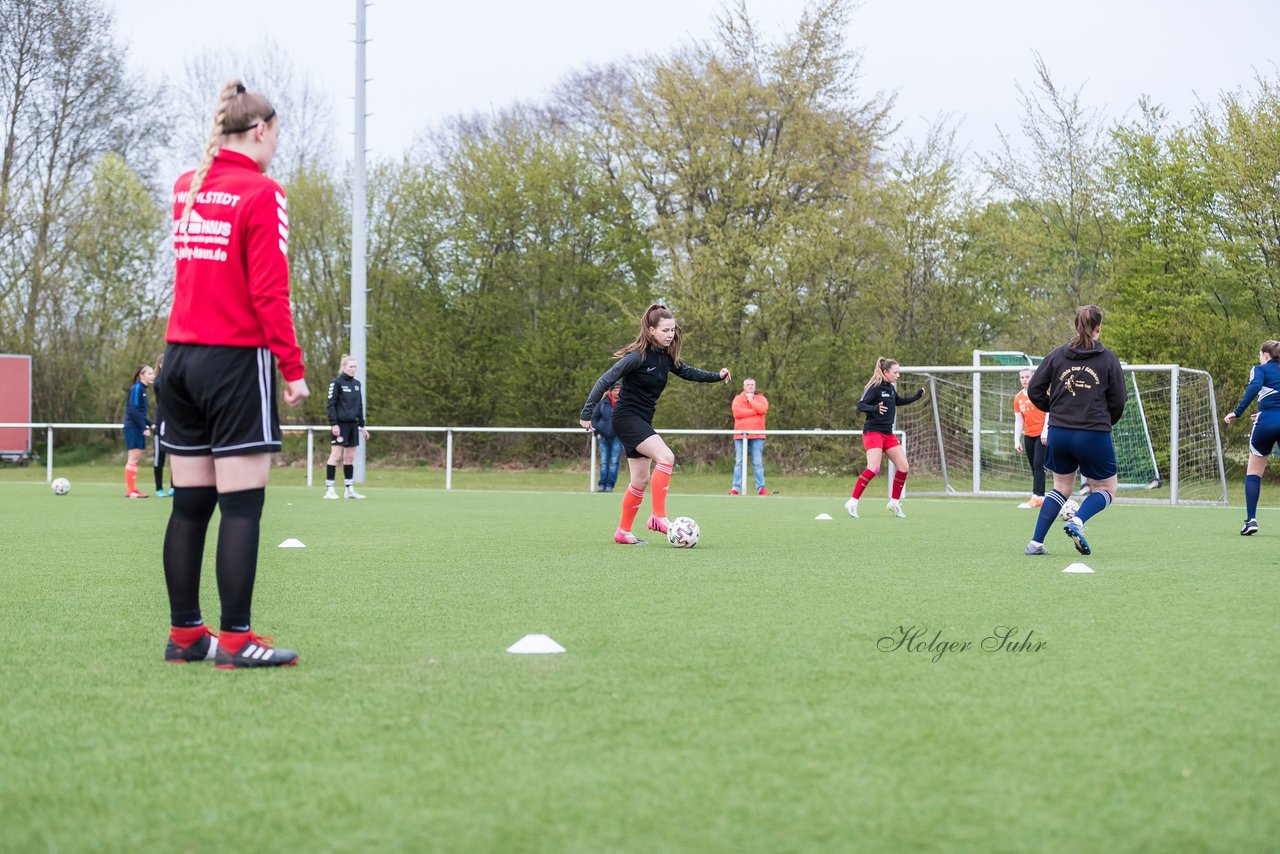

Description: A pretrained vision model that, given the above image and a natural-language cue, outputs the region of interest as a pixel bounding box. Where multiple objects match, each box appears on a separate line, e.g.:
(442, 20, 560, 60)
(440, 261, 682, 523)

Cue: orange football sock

(651, 462, 673, 518)
(619, 484, 646, 532)
(125, 463, 138, 493)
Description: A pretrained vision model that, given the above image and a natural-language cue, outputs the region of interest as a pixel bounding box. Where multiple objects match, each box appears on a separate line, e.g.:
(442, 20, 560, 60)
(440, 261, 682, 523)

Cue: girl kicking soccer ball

(580, 304, 730, 544)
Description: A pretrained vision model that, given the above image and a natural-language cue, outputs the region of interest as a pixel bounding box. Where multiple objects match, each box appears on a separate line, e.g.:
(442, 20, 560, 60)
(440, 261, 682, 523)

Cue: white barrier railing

(0, 423, 901, 495)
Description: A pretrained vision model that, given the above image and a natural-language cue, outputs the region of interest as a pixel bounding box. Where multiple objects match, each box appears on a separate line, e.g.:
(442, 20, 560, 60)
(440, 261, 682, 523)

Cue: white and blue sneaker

(1024, 541, 1048, 556)
(1241, 518, 1259, 536)
(1063, 516, 1091, 555)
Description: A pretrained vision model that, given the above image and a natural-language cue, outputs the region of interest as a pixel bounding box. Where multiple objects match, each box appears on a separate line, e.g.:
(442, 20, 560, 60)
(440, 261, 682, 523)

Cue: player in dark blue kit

(1223, 340, 1280, 535)
(1024, 305, 1126, 557)
(123, 365, 155, 498)
(580, 304, 730, 544)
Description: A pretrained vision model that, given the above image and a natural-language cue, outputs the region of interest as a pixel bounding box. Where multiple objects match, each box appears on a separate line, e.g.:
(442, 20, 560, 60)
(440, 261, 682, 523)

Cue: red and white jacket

(166, 150, 305, 382)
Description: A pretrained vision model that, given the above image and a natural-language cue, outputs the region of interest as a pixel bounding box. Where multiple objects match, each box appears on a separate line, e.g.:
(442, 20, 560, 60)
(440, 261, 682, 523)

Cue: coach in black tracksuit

(324, 355, 369, 499)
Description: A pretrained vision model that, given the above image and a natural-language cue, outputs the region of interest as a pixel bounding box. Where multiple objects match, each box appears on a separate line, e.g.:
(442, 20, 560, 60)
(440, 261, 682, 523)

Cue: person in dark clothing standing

(123, 365, 155, 498)
(152, 353, 171, 497)
(324, 355, 369, 500)
(1023, 305, 1126, 557)
(845, 358, 924, 519)
(580, 304, 730, 544)
(591, 383, 623, 492)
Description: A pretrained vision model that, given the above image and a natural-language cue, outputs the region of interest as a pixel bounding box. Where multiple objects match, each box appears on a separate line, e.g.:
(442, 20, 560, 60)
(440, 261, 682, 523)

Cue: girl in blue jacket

(123, 365, 155, 498)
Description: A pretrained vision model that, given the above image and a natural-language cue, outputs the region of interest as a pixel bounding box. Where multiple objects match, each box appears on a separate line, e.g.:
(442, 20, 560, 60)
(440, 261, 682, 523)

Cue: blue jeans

(597, 436, 623, 489)
(733, 438, 766, 491)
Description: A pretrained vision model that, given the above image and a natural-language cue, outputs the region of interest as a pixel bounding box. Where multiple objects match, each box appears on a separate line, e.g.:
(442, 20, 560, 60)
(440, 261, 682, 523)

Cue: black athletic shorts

(612, 412, 657, 459)
(159, 344, 282, 458)
(330, 422, 361, 448)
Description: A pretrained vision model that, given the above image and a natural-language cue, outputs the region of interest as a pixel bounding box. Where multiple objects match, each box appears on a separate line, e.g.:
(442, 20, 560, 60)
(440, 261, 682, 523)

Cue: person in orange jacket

(730, 377, 770, 495)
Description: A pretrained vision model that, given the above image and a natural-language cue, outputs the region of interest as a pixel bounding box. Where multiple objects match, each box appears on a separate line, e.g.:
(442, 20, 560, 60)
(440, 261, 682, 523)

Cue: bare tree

(0, 0, 166, 422)
(979, 54, 1112, 309)
(173, 37, 337, 180)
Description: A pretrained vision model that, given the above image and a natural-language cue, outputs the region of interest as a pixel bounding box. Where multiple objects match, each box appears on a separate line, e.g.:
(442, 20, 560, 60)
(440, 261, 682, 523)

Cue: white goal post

(894, 354, 1228, 505)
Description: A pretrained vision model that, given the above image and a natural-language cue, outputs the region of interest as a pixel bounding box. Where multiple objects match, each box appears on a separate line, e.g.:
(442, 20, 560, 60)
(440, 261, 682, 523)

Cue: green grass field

(2, 473, 1278, 852)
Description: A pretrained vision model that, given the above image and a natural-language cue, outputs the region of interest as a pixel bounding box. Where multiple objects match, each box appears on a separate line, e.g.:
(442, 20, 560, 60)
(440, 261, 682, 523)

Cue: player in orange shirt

(1012, 368, 1048, 508)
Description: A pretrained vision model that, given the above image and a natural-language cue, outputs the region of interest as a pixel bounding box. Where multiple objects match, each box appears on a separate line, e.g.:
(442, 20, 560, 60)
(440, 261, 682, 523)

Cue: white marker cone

(814, 513, 833, 521)
(1063, 562, 1094, 573)
(278, 538, 306, 548)
(506, 634, 565, 654)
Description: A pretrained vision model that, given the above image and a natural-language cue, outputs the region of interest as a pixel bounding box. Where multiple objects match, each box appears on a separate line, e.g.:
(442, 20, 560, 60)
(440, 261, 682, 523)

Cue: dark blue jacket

(124, 381, 151, 431)
(1232, 361, 1280, 418)
(592, 392, 618, 440)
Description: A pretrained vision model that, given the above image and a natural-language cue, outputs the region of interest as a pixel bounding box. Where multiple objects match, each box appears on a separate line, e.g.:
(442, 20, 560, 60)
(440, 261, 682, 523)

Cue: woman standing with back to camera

(158, 81, 309, 669)
(1023, 305, 1126, 557)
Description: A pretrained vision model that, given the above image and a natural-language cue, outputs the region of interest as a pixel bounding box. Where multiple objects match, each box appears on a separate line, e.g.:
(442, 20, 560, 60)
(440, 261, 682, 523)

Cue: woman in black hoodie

(1023, 305, 1126, 557)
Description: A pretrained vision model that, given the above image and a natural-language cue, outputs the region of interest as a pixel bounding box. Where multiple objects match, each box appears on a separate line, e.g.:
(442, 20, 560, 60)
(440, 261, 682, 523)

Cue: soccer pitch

(2, 480, 1277, 851)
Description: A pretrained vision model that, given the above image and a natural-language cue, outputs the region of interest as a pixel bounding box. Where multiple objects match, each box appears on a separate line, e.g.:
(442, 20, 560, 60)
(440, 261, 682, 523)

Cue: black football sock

(163, 485, 218, 627)
(215, 487, 265, 632)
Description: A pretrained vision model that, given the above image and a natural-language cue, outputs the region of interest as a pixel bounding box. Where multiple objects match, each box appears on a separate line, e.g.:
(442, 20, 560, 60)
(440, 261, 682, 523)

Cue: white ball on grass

(667, 516, 700, 548)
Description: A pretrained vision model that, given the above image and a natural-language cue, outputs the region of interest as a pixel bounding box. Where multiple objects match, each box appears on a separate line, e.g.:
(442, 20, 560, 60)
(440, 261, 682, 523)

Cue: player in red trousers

(158, 80, 309, 668)
(580, 304, 730, 544)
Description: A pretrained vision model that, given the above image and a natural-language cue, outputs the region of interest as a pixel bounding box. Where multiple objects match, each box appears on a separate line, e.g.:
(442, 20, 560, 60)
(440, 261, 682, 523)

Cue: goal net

(893, 353, 1228, 504)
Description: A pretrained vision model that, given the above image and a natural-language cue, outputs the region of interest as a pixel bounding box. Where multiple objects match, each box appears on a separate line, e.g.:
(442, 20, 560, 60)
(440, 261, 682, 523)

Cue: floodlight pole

(351, 0, 369, 481)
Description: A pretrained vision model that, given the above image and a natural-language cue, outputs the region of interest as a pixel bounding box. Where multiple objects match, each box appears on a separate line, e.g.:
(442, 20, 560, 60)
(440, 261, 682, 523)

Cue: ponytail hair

(131, 365, 153, 384)
(615, 303, 684, 366)
(179, 80, 277, 236)
(1070, 305, 1104, 349)
(863, 357, 898, 392)
(1261, 340, 1280, 361)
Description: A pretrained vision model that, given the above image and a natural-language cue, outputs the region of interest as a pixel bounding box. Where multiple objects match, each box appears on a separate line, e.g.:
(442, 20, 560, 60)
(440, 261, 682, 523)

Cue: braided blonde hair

(179, 80, 276, 234)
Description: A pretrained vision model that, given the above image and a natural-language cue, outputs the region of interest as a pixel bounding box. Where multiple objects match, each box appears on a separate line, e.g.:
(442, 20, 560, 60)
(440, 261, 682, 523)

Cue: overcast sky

(108, 0, 1279, 166)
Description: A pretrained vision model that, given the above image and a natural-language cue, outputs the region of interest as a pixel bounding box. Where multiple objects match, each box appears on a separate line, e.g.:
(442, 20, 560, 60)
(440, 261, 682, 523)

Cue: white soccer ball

(51, 477, 71, 496)
(667, 516, 700, 548)
(1059, 498, 1079, 521)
